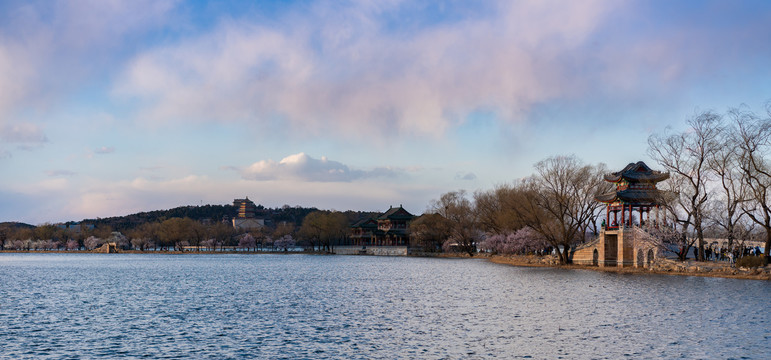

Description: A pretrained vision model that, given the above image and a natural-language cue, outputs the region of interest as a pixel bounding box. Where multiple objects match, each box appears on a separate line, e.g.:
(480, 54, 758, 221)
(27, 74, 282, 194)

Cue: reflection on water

(1, 254, 769, 359)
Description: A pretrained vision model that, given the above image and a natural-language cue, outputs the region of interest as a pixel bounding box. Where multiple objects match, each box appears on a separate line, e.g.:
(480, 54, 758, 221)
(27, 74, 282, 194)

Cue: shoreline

(487, 254, 771, 281)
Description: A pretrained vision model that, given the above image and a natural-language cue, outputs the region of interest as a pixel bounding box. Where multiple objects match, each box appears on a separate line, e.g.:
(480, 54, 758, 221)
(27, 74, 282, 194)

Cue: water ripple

(0, 253, 768, 359)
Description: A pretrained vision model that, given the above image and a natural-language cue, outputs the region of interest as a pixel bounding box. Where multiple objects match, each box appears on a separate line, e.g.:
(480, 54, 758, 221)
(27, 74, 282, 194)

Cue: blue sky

(1, 0, 771, 224)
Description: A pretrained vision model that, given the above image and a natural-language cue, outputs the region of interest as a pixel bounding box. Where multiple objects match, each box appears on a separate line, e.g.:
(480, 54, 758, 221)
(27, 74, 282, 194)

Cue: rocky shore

(488, 254, 771, 281)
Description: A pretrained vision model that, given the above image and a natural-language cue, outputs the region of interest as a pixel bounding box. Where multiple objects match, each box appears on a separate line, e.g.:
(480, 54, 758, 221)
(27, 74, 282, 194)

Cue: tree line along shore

(2, 104, 771, 278)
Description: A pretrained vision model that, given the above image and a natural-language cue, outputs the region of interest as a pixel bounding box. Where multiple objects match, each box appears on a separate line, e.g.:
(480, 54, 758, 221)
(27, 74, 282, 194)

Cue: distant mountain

(0, 222, 36, 230)
(82, 204, 238, 231)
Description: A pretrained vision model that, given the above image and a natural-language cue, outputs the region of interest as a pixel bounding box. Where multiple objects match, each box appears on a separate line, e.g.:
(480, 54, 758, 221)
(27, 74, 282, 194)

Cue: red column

(621, 204, 625, 228)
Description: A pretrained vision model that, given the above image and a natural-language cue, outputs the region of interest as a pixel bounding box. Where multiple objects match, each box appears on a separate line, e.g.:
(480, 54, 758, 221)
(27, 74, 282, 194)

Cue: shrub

(736, 255, 767, 268)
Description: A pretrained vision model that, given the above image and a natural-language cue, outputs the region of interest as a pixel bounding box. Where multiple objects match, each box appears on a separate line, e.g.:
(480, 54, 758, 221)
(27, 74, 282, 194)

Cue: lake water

(0, 254, 768, 359)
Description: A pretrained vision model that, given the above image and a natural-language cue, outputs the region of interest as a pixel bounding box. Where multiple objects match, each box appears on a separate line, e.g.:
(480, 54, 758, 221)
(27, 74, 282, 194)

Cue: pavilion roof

(376, 205, 414, 220)
(595, 189, 663, 204)
(351, 218, 377, 229)
(604, 161, 669, 183)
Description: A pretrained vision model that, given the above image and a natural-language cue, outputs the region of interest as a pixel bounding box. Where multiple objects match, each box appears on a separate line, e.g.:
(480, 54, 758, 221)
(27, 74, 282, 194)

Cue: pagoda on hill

(232, 197, 265, 230)
(234, 197, 258, 218)
(595, 161, 669, 229)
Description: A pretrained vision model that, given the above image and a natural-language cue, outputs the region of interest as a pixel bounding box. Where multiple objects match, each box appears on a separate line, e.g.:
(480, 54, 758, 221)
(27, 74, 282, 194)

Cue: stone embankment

(651, 258, 771, 279)
(489, 254, 771, 281)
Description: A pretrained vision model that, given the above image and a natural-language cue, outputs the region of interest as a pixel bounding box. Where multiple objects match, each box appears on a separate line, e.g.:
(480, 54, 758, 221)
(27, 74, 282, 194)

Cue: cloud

(240, 152, 399, 182)
(0, 123, 48, 143)
(455, 172, 477, 181)
(0, 0, 178, 127)
(94, 146, 115, 154)
(113, 1, 618, 138)
(1, 171, 436, 223)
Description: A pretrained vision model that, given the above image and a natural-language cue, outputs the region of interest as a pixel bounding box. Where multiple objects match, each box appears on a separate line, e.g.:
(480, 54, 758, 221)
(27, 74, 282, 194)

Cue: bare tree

(648, 112, 722, 260)
(510, 156, 606, 264)
(137, 222, 161, 251)
(209, 222, 235, 251)
(431, 190, 480, 256)
(474, 186, 526, 236)
(707, 122, 749, 249)
(130, 237, 150, 251)
(0, 226, 8, 250)
(580, 163, 613, 239)
(732, 105, 771, 261)
(657, 175, 698, 259)
(298, 211, 349, 252)
(409, 213, 452, 252)
(158, 218, 194, 251)
(187, 220, 206, 251)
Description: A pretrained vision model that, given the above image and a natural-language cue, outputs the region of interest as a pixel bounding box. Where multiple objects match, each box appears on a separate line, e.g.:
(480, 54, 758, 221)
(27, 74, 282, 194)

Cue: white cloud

(0, 123, 48, 143)
(113, 1, 618, 138)
(0, 0, 178, 127)
(240, 152, 399, 182)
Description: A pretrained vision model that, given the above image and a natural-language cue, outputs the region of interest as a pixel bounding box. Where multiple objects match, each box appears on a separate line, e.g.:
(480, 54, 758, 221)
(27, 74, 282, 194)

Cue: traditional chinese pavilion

(595, 161, 669, 229)
(573, 161, 669, 268)
(350, 205, 414, 247)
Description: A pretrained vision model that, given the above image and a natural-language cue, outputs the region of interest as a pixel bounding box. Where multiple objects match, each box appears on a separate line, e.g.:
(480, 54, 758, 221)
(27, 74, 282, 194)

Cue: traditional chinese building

(349, 205, 415, 247)
(350, 218, 378, 245)
(232, 197, 265, 230)
(375, 205, 414, 246)
(234, 197, 258, 218)
(573, 161, 669, 268)
(595, 161, 669, 229)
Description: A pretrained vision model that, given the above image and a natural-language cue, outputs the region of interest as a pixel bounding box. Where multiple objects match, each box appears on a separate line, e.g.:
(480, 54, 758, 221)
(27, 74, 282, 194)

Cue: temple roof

(604, 161, 669, 183)
(377, 205, 414, 220)
(351, 218, 377, 229)
(595, 189, 665, 204)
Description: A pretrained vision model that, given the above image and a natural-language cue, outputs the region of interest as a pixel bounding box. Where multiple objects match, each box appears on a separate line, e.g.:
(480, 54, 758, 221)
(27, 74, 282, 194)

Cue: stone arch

(646, 249, 654, 267)
(636, 248, 645, 268)
(592, 249, 599, 267)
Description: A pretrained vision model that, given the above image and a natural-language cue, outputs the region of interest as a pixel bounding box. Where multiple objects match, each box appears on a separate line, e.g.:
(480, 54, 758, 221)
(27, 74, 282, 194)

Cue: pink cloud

(240, 152, 400, 182)
(114, 1, 618, 138)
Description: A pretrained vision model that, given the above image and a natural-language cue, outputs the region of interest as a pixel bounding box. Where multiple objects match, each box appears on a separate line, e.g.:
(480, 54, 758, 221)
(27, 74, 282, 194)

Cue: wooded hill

(0, 222, 36, 231)
(79, 204, 381, 232)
